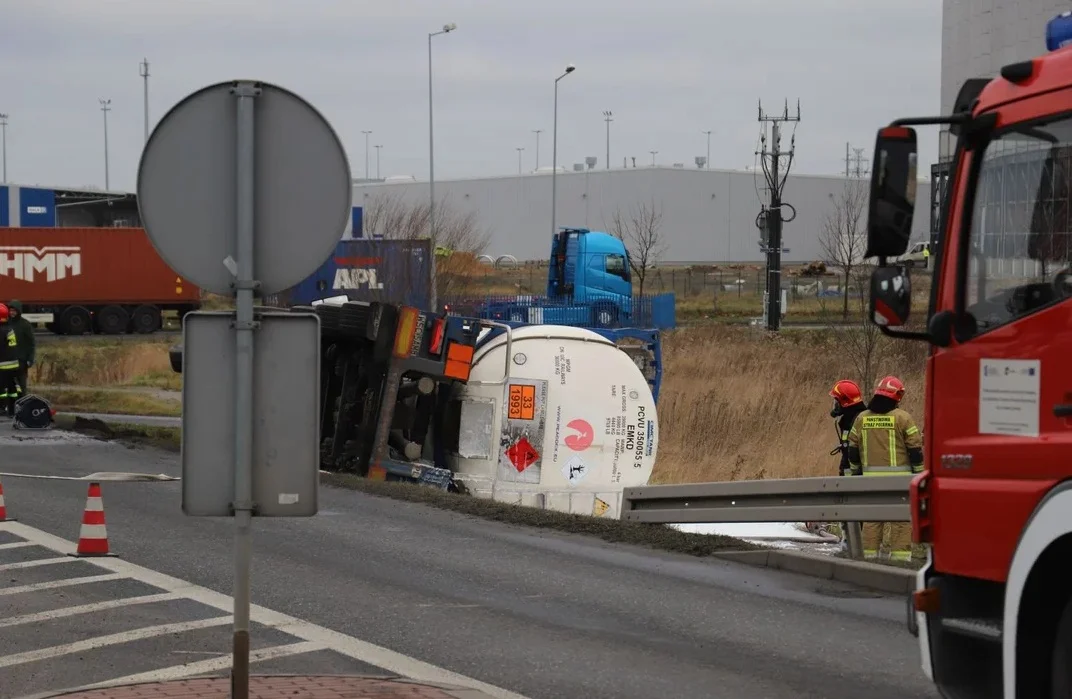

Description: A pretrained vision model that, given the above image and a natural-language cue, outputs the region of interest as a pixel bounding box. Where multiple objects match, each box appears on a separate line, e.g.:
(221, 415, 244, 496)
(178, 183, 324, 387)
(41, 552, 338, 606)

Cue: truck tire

(130, 305, 161, 334)
(1052, 596, 1072, 698)
(58, 306, 92, 336)
(95, 305, 129, 335)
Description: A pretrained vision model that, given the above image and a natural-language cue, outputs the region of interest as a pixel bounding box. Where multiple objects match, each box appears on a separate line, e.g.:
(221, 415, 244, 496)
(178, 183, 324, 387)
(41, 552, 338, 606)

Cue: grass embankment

(30, 338, 181, 416)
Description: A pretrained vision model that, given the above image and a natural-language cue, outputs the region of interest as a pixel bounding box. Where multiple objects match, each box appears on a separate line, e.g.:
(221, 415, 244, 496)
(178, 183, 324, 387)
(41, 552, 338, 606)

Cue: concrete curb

(712, 549, 915, 594)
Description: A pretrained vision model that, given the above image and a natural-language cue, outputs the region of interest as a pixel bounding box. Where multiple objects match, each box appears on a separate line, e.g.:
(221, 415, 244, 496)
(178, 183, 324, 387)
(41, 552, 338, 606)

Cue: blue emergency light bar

(1047, 11, 1072, 51)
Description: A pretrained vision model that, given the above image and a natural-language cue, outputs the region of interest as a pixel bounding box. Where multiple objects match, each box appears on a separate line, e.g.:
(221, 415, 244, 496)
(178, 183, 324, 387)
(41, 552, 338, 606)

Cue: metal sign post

(137, 79, 351, 699)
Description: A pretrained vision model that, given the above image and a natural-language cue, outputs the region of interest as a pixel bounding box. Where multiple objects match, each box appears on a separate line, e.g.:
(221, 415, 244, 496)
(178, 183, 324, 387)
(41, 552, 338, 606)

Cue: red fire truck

(864, 12, 1072, 699)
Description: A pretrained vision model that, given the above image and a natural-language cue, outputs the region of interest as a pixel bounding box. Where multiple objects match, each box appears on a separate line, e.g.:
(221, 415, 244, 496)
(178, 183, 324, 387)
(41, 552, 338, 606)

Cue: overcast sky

(0, 0, 941, 192)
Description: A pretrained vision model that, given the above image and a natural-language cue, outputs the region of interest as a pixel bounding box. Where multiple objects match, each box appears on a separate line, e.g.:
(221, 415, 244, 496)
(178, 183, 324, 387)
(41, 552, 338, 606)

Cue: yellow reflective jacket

(847, 407, 923, 475)
(0, 325, 19, 371)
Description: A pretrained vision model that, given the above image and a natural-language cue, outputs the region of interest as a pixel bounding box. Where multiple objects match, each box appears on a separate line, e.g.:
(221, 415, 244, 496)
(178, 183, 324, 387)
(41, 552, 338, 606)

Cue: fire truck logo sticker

(0, 246, 82, 283)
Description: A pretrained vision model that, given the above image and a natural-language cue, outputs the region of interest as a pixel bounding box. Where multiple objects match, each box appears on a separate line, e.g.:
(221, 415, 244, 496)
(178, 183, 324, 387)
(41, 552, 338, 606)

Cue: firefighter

(829, 379, 868, 477)
(0, 303, 22, 417)
(847, 375, 924, 561)
(6, 300, 35, 395)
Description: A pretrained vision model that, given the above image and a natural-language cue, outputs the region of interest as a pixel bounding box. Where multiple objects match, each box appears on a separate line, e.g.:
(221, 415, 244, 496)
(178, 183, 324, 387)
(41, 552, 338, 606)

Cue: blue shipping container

(18, 187, 57, 227)
(0, 186, 8, 227)
(272, 238, 433, 309)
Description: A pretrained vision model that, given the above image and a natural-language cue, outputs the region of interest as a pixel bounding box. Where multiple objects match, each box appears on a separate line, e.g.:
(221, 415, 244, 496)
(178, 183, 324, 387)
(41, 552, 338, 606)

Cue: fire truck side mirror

(869, 266, 912, 328)
(865, 126, 919, 260)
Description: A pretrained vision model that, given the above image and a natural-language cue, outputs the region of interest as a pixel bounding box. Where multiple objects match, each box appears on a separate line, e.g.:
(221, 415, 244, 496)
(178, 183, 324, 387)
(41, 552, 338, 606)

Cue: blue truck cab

(547, 228, 632, 326)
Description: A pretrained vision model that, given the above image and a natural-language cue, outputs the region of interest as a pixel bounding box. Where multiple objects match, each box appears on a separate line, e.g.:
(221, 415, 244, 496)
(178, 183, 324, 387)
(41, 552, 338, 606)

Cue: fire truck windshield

(965, 114, 1072, 333)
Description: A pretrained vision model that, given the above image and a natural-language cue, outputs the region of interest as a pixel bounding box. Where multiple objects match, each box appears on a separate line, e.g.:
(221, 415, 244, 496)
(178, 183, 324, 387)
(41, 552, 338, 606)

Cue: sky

(0, 0, 942, 192)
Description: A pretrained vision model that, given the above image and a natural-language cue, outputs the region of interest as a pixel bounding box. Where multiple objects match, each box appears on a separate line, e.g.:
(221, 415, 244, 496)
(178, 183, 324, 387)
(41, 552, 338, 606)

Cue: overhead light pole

(0, 113, 7, 183)
(99, 98, 112, 189)
(603, 111, 612, 169)
(361, 130, 372, 180)
(140, 59, 150, 144)
(516, 147, 525, 174)
(551, 64, 576, 240)
(429, 22, 457, 311)
(374, 144, 382, 179)
(650, 150, 658, 167)
(702, 130, 712, 169)
(532, 129, 543, 170)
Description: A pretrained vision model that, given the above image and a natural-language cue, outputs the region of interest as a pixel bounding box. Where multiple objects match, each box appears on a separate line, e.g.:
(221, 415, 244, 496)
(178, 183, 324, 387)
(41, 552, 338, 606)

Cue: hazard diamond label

(505, 436, 540, 472)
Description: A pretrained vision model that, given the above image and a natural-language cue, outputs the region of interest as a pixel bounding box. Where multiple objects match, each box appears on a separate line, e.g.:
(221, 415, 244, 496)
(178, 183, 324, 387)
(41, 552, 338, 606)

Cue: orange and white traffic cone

(69, 482, 116, 558)
(0, 477, 14, 522)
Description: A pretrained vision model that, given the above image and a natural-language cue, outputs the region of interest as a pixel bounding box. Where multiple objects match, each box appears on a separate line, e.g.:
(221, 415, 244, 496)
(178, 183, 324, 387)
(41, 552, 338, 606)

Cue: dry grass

(38, 389, 181, 417)
(652, 324, 927, 484)
(30, 339, 180, 390)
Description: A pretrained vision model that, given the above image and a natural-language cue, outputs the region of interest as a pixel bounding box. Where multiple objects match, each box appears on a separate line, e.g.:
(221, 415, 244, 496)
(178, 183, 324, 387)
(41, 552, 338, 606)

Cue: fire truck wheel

(1052, 595, 1072, 698)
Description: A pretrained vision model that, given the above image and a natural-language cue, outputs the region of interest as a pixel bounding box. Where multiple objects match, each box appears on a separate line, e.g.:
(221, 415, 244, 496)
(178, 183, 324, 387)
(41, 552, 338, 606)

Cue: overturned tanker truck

(170, 299, 659, 519)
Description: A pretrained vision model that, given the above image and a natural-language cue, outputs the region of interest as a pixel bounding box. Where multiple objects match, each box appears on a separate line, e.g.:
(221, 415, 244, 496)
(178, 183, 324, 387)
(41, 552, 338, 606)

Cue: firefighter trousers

(0, 369, 21, 415)
(862, 522, 926, 561)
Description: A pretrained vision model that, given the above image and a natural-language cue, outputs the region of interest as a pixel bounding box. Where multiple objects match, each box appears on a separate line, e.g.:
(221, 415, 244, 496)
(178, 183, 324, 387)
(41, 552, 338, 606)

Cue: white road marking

(0, 616, 231, 669)
(74, 641, 326, 690)
(0, 592, 181, 629)
(0, 541, 33, 551)
(0, 573, 126, 597)
(1, 521, 529, 699)
(0, 556, 74, 572)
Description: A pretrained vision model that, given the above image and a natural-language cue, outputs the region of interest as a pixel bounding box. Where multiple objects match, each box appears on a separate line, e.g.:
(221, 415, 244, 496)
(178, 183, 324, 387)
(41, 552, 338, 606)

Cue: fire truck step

(940, 616, 1003, 643)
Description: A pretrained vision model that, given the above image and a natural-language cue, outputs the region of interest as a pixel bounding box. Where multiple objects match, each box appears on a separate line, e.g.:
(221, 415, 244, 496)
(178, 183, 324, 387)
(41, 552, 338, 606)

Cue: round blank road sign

(137, 80, 352, 297)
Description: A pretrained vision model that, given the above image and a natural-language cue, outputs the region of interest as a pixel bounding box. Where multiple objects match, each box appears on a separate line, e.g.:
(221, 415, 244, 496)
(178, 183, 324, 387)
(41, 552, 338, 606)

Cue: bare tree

(361, 192, 491, 303)
(819, 265, 885, 394)
(610, 199, 667, 297)
(820, 180, 869, 320)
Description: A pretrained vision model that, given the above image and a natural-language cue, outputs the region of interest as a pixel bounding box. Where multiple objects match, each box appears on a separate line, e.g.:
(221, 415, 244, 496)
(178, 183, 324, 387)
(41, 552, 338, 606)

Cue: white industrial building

(351, 167, 933, 265)
(940, 0, 1059, 160)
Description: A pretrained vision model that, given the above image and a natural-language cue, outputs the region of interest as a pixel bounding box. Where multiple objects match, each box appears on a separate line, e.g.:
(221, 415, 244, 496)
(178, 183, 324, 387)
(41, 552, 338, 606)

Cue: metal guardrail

(621, 475, 913, 524)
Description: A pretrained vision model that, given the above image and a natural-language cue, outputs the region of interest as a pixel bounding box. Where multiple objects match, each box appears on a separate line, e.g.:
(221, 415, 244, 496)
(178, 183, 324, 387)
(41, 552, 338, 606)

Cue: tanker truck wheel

(1052, 595, 1072, 698)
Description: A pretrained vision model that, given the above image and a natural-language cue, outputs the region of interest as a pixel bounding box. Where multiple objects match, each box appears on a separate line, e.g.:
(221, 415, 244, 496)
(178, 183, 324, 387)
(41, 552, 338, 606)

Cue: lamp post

(650, 150, 658, 167)
(429, 22, 457, 311)
(551, 64, 576, 240)
(374, 144, 382, 179)
(362, 130, 372, 180)
(702, 130, 712, 169)
(99, 99, 111, 189)
(516, 147, 525, 174)
(603, 111, 612, 169)
(140, 59, 150, 144)
(532, 129, 543, 170)
(0, 113, 7, 183)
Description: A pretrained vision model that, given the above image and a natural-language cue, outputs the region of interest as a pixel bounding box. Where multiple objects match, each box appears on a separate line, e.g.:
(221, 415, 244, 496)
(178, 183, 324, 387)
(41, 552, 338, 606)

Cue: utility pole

(361, 130, 372, 180)
(702, 130, 712, 169)
(375, 144, 382, 179)
(139, 58, 150, 143)
(844, 142, 869, 177)
(429, 22, 457, 313)
(516, 146, 525, 174)
(0, 113, 7, 183)
(757, 98, 801, 332)
(603, 111, 612, 169)
(100, 99, 112, 190)
(532, 129, 543, 170)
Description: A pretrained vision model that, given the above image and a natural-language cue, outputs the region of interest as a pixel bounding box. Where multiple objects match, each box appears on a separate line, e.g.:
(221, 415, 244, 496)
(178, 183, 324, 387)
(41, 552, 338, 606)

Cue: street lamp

(99, 99, 112, 189)
(362, 130, 372, 180)
(650, 150, 658, 167)
(603, 111, 613, 169)
(702, 130, 712, 169)
(532, 129, 543, 170)
(374, 144, 382, 179)
(0, 113, 8, 183)
(516, 147, 525, 174)
(429, 22, 457, 311)
(551, 63, 576, 240)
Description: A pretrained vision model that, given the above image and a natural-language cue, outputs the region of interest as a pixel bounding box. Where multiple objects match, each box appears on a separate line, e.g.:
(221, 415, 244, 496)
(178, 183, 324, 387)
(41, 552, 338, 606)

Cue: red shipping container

(0, 227, 201, 305)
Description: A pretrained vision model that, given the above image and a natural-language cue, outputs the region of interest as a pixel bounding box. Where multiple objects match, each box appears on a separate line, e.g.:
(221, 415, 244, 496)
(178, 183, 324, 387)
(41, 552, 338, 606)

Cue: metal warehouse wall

(940, 0, 1057, 160)
(352, 168, 932, 264)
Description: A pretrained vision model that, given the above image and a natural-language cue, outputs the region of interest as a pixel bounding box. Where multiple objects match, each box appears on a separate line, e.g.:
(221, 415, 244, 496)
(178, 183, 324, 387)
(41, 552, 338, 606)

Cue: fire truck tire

(1052, 595, 1072, 698)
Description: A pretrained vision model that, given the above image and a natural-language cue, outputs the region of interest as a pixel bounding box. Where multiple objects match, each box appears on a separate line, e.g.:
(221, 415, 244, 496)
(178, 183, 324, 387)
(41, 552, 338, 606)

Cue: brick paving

(38, 675, 497, 699)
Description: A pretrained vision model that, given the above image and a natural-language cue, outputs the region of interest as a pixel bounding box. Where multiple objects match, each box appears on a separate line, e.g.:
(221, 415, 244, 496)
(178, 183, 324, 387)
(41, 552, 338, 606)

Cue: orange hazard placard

(508, 384, 536, 421)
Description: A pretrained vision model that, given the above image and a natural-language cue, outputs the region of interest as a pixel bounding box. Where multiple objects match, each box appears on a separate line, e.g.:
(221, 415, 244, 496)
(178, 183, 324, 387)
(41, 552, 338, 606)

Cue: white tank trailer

(450, 325, 658, 519)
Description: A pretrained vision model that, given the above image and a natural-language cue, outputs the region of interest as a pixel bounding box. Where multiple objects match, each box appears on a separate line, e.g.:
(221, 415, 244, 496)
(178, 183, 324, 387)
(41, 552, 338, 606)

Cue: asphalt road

(0, 423, 940, 699)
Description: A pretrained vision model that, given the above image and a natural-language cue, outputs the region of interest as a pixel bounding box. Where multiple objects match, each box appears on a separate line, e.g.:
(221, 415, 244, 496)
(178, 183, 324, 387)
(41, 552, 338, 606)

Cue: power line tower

(844, 142, 870, 177)
(756, 98, 800, 331)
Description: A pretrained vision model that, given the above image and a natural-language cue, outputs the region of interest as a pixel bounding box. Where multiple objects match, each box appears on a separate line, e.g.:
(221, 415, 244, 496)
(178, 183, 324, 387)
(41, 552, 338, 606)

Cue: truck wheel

(1052, 596, 1072, 698)
(58, 306, 92, 336)
(95, 306, 129, 335)
(131, 305, 161, 334)
(592, 303, 619, 329)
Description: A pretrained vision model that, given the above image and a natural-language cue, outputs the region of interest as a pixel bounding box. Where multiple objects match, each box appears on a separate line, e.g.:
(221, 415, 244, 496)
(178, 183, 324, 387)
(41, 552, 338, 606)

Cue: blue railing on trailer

(443, 293, 676, 331)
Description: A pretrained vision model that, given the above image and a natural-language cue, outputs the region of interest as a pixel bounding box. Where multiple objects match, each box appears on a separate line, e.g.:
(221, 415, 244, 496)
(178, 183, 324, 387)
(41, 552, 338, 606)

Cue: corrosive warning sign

(505, 436, 540, 472)
(508, 384, 537, 421)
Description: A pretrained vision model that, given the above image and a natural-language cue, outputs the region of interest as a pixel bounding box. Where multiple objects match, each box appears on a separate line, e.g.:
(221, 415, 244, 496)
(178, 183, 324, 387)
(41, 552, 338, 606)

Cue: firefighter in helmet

(0, 303, 22, 417)
(829, 379, 868, 477)
(847, 375, 924, 561)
